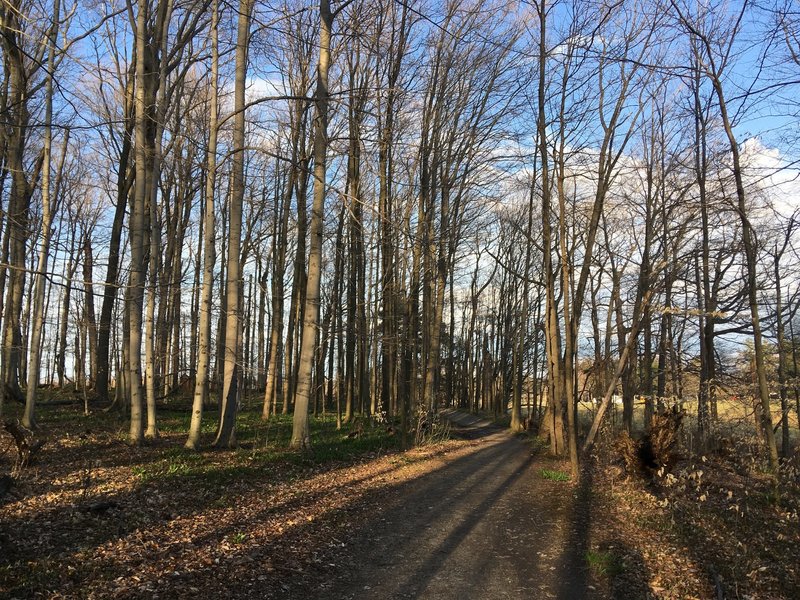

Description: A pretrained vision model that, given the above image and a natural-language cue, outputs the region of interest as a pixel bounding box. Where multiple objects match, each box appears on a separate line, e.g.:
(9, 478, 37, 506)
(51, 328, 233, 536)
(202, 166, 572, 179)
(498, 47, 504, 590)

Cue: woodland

(1, 0, 800, 598)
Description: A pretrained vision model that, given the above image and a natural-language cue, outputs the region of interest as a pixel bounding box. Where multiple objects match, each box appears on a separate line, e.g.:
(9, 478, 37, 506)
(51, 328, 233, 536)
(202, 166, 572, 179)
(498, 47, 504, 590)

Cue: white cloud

(740, 137, 800, 217)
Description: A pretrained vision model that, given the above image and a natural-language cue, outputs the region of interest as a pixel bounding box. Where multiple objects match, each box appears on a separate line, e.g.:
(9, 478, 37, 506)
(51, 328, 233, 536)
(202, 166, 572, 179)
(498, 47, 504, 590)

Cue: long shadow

(1, 440, 453, 562)
(1, 424, 591, 600)
(565, 465, 660, 599)
(390, 446, 535, 598)
(0, 436, 510, 594)
(558, 466, 592, 599)
(132, 439, 525, 598)
(307, 431, 586, 600)
(175, 437, 528, 597)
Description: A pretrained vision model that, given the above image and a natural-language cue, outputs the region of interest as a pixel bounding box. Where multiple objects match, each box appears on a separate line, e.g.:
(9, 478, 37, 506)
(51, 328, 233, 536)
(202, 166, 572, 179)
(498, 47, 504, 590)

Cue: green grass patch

(131, 465, 150, 482)
(540, 468, 570, 482)
(125, 410, 401, 488)
(526, 436, 550, 454)
(586, 549, 623, 577)
(20, 396, 401, 489)
(131, 451, 198, 482)
(229, 532, 247, 544)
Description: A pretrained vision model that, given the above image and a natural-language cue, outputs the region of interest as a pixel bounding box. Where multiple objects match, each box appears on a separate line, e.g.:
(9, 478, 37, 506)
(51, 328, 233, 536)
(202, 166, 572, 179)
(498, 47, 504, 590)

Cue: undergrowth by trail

(3, 397, 799, 599)
(585, 423, 800, 600)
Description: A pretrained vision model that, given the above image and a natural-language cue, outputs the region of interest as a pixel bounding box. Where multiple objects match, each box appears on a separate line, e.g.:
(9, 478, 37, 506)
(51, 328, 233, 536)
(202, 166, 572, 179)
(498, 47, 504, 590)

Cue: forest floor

(1, 399, 799, 599)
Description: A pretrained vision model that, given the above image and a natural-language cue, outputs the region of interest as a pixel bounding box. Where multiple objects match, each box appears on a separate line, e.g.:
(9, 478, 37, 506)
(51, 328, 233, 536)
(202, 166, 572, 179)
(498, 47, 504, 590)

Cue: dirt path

(295, 411, 592, 600)
(1, 411, 595, 599)
(5, 406, 798, 599)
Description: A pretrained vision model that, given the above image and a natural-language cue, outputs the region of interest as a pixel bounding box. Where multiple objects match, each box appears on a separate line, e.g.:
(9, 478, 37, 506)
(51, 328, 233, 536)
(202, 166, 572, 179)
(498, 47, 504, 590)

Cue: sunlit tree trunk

(127, 0, 151, 444)
(214, 0, 253, 448)
(143, 0, 173, 440)
(186, 0, 219, 449)
(291, 0, 333, 450)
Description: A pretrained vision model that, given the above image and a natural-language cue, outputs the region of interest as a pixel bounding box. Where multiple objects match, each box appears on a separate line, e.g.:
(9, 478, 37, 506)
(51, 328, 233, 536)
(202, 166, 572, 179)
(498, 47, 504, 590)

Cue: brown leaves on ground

(0, 408, 477, 599)
(6, 404, 797, 599)
(589, 429, 800, 600)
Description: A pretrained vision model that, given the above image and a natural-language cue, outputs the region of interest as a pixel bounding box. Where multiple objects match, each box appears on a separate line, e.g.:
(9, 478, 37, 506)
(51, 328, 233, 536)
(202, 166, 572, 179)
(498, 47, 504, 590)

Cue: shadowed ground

(4, 404, 792, 598)
(0, 410, 595, 599)
(288, 410, 591, 600)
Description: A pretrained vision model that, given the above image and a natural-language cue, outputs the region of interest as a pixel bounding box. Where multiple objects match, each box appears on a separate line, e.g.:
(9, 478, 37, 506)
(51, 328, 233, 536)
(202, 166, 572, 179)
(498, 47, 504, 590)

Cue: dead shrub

(614, 406, 684, 479)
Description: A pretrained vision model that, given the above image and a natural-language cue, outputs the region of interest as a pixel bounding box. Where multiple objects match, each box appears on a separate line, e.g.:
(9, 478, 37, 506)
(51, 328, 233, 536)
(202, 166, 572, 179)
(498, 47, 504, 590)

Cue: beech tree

(186, 0, 219, 450)
(0, 0, 50, 415)
(290, 0, 334, 450)
(214, 0, 253, 448)
(23, 0, 67, 428)
(0, 0, 795, 474)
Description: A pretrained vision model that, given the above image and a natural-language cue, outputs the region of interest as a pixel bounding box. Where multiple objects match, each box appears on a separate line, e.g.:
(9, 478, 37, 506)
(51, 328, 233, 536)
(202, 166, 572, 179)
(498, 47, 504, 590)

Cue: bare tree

(22, 0, 65, 427)
(670, 0, 779, 468)
(186, 0, 219, 449)
(214, 0, 253, 448)
(290, 0, 336, 450)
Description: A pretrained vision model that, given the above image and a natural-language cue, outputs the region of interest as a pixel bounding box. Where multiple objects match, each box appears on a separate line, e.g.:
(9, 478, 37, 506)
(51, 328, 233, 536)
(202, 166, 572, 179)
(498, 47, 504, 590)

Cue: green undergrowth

(7, 392, 402, 488)
(525, 435, 550, 454)
(133, 412, 400, 487)
(586, 549, 624, 578)
(540, 468, 571, 482)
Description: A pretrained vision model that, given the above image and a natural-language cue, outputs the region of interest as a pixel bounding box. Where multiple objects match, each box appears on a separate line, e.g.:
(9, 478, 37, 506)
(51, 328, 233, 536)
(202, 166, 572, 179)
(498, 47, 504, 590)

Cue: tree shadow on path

(298, 417, 592, 600)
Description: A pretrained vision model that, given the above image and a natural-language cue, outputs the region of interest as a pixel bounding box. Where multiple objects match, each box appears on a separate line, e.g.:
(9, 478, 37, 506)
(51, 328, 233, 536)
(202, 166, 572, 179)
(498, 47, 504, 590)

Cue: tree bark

(186, 0, 219, 449)
(214, 0, 253, 448)
(23, 0, 62, 428)
(291, 0, 333, 450)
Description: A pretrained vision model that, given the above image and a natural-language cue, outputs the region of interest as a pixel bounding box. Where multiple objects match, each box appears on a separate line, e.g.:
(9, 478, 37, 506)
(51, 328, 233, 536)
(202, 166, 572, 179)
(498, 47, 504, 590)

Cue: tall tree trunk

(56, 223, 78, 389)
(214, 0, 252, 448)
(283, 163, 308, 414)
(291, 0, 333, 450)
(714, 82, 778, 469)
(673, 0, 779, 470)
(143, 0, 174, 440)
(262, 156, 291, 418)
(96, 62, 136, 404)
(256, 255, 268, 390)
(536, 0, 565, 456)
(23, 0, 62, 428)
(511, 182, 537, 433)
(186, 0, 219, 449)
(694, 59, 715, 441)
(376, 1, 409, 419)
(0, 0, 43, 409)
(775, 262, 789, 457)
(83, 234, 98, 388)
(127, 0, 152, 445)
